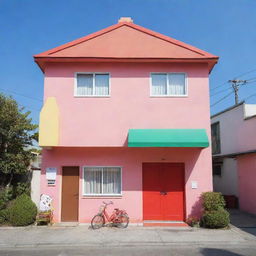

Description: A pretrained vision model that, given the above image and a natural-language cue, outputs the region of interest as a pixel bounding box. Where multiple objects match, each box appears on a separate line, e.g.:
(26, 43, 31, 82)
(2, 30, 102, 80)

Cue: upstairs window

(75, 73, 110, 96)
(211, 122, 221, 155)
(151, 73, 187, 96)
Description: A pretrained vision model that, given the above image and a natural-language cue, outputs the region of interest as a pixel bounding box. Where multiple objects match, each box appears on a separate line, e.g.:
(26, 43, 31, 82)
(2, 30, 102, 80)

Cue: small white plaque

(191, 181, 198, 189)
(46, 167, 57, 180)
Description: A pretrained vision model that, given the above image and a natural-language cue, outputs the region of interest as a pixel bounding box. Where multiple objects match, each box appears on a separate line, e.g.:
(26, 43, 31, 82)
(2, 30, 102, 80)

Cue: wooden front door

(143, 163, 185, 221)
(61, 166, 79, 222)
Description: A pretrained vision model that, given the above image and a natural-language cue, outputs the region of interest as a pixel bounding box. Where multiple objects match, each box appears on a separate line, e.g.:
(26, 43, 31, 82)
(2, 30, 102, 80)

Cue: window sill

(81, 195, 122, 199)
(150, 95, 188, 98)
(74, 95, 111, 98)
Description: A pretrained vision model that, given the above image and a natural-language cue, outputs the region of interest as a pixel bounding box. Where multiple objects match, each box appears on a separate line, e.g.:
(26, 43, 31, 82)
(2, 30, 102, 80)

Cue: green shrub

(0, 187, 14, 210)
(202, 192, 225, 211)
(186, 216, 200, 227)
(15, 182, 30, 196)
(0, 208, 10, 224)
(202, 208, 230, 228)
(9, 194, 37, 226)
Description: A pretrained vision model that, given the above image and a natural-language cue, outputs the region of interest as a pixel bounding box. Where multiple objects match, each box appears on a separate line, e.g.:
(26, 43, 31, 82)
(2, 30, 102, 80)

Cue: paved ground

(1, 244, 256, 256)
(0, 210, 255, 255)
(229, 209, 256, 236)
(0, 225, 256, 255)
(0, 225, 255, 247)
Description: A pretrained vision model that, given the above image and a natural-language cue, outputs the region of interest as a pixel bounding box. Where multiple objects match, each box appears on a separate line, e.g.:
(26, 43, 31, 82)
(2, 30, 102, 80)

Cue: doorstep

(53, 222, 79, 227)
(143, 221, 189, 227)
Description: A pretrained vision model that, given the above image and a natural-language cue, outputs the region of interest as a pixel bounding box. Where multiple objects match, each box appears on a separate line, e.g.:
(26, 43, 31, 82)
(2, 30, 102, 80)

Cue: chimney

(118, 17, 133, 23)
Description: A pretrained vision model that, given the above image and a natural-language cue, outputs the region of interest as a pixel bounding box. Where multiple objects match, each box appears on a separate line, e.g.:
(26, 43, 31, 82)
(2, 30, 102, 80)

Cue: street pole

(228, 80, 247, 105)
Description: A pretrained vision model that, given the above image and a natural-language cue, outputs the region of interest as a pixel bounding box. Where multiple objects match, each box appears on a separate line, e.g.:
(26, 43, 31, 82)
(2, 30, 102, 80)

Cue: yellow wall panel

(39, 97, 59, 147)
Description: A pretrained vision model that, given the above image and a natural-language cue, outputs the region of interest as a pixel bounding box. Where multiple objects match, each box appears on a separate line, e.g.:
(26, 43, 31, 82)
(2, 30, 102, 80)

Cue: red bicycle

(91, 201, 129, 229)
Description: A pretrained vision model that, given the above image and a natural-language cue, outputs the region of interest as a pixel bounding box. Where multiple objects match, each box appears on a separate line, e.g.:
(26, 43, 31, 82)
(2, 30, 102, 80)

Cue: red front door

(143, 163, 185, 221)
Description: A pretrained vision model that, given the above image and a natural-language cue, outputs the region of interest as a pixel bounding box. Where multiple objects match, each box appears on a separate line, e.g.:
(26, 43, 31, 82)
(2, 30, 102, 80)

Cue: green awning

(128, 129, 209, 148)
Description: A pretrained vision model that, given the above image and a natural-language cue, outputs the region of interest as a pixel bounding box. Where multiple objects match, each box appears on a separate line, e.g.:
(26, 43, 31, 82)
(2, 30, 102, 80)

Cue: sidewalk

(0, 225, 255, 248)
(229, 209, 256, 236)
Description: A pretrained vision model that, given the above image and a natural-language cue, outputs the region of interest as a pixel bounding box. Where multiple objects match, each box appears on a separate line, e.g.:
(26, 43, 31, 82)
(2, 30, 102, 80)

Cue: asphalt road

(1, 245, 256, 256)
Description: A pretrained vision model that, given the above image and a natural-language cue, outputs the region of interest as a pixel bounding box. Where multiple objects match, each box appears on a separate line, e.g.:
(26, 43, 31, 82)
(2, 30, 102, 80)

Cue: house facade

(211, 102, 256, 214)
(34, 18, 218, 224)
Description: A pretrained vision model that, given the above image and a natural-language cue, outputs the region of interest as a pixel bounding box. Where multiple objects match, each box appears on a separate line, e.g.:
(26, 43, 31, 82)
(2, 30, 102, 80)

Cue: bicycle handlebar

(103, 201, 113, 205)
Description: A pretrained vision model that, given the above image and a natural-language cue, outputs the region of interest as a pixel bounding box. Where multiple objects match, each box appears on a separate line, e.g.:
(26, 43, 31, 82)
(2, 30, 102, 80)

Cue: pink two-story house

(34, 17, 218, 225)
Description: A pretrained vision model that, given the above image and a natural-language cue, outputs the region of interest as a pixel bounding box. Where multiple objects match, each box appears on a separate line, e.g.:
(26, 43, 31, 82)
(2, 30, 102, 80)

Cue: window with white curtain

(76, 73, 110, 96)
(83, 167, 121, 195)
(151, 73, 186, 96)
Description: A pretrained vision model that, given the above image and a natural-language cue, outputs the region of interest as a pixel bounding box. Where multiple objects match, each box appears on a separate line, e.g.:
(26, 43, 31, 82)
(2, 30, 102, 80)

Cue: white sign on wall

(191, 181, 198, 189)
(46, 167, 57, 180)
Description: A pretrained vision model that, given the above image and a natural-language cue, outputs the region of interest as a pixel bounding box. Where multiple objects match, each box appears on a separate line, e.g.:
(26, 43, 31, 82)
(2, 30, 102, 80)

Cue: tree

(0, 94, 38, 187)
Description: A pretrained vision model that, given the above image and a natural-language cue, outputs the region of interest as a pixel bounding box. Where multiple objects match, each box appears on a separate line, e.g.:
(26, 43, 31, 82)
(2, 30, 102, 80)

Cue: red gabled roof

(34, 20, 218, 72)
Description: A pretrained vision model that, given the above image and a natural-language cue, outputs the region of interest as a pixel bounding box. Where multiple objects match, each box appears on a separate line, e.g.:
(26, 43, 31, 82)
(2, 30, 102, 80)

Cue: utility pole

(228, 79, 247, 105)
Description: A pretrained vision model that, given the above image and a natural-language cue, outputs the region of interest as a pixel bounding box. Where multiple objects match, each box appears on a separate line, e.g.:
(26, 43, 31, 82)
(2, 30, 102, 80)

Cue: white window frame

(74, 72, 111, 97)
(150, 72, 188, 97)
(82, 166, 122, 196)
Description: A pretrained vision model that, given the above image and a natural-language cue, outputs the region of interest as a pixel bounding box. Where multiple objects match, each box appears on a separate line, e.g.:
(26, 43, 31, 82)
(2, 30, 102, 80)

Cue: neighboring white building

(211, 102, 256, 200)
(30, 152, 42, 207)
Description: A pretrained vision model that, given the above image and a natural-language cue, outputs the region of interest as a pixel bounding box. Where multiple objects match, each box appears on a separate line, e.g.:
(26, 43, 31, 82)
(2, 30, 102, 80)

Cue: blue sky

(1, 0, 256, 124)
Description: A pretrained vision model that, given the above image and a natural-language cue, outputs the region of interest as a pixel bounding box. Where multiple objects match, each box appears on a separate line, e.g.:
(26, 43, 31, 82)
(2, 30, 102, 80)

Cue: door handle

(160, 191, 167, 195)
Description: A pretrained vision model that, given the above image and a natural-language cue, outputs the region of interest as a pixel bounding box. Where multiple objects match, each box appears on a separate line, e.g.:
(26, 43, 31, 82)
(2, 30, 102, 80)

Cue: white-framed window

(83, 167, 122, 196)
(150, 73, 187, 96)
(75, 73, 110, 96)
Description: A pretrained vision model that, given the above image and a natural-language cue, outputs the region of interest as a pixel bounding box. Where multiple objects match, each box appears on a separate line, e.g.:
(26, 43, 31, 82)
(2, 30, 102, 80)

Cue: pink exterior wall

(41, 61, 213, 223)
(238, 153, 256, 215)
(41, 147, 212, 223)
(44, 62, 211, 147)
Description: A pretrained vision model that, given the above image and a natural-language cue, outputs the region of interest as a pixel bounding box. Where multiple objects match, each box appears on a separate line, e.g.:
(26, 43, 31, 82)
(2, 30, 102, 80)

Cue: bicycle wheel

(116, 214, 129, 228)
(91, 214, 104, 229)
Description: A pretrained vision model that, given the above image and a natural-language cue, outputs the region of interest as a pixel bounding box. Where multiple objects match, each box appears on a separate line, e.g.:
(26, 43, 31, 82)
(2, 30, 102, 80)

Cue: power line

(210, 87, 233, 97)
(210, 91, 234, 108)
(210, 81, 229, 92)
(228, 79, 256, 104)
(246, 76, 256, 82)
(18, 103, 41, 113)
(210, 67, 256, 92)
(228, 80, 247, 105)
(243, 92, 256, 101)
(0, 87, 43, 102)
(233, 68, 256, 79)
(246, 79, 256, 84)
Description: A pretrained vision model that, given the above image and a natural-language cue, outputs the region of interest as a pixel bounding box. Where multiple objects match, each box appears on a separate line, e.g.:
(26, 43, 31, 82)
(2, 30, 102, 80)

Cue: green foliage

(186, 216, 200, 227)
(9, 194, 37, 226)
(201, 192, 230, 229)
(0, 187, 14, 210)
(0, 208, 10, 224)
(14, 182, 30, 196)
(202, 192, 225, 211)
(0, 93, 37, 187)
(202, 208, 230, 229)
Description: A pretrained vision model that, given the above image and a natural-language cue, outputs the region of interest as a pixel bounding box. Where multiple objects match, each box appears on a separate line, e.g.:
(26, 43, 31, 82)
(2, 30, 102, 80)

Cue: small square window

(76, 73, 110, 96)
(151, 73, 186, 96)
(213, 165, 222, 176)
